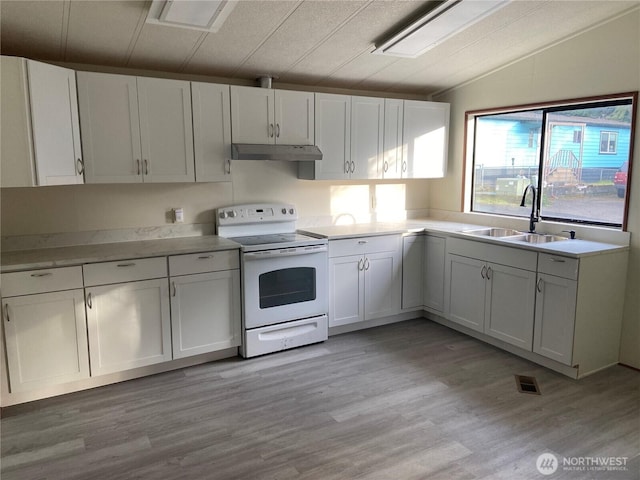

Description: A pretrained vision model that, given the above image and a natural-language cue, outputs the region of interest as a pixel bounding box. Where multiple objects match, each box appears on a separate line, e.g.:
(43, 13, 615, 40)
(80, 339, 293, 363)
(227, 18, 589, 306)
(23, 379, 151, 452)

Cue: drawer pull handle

(481, 265, 487, 279)
(4, 303, 10, 322)
(30, 272, 52, 277)
(144, 159, 149, 175)
(358, 240, 368, 245)
(550, 258, 566, 263)
(486, 266, 492, 280)
(364, 258, 370, 271)
(198, 255, 213, 260)
(172, 281, 177, 297)
(358, 259, 364, 271)
(537, 278, 543, 293)
(87, 293, 92, 309)
(117, 262, 136, 267)
(136, 159, 141, 175)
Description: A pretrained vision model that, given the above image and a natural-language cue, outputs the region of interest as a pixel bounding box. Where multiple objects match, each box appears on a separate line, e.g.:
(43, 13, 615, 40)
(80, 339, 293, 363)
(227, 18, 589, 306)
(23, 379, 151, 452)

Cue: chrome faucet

(520, 184, 539, 233)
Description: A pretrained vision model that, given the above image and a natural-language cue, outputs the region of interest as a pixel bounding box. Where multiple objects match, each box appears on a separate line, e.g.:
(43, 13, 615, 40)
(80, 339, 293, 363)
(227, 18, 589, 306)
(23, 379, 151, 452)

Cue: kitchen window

(467, 93, 636, 229)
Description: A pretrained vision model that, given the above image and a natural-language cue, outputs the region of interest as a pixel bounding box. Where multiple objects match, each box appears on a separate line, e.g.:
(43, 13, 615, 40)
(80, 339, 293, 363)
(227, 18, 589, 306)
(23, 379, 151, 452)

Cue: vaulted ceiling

(1, 0, 637, 96)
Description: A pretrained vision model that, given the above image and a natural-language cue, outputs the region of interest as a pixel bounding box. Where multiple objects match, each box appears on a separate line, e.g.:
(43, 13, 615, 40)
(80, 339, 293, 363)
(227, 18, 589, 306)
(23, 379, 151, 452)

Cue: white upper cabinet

(192, 82, 232, 182)
(77, 72, 194, 184)
(402, 100, 449, 178)
(350, 96, 384, 180)
(299, 93, 351, 180)
(137, 77, 195, 183)
(274, 89, 314, 145)
(0, 56, 83, 187)
(382, 98, 404, 179)
(230, 86, 314, 145)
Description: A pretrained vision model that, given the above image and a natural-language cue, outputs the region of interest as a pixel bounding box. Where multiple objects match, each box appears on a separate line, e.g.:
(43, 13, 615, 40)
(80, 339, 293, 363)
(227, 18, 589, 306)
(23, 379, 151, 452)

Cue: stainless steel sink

(507, 234, 569, 244)
(462, 228, 524, 238)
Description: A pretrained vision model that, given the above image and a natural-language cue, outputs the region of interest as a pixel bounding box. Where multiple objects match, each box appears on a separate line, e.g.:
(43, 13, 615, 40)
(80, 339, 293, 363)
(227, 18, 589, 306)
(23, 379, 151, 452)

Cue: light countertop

(299, 220, 628, 258)
(1, 236, 240, 273)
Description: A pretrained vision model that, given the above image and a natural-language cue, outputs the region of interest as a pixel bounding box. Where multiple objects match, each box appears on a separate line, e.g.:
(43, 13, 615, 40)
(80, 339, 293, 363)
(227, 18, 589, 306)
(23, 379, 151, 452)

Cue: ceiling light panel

(374, 0, 511, 58)
(147, 0, 237, 32)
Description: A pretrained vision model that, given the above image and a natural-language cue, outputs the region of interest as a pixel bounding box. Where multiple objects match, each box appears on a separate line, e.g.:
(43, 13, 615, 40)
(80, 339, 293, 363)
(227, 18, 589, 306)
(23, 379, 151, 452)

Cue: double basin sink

(462, 228, 570, 244)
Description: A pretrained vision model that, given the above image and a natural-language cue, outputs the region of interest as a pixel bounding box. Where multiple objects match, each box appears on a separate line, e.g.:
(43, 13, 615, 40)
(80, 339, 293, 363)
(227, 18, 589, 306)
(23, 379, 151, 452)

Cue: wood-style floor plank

(1, 319, 638, 479)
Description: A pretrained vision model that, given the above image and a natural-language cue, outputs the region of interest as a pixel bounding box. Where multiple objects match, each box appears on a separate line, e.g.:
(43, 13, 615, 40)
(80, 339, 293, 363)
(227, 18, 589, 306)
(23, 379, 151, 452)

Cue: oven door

(242, 245, 328, 329)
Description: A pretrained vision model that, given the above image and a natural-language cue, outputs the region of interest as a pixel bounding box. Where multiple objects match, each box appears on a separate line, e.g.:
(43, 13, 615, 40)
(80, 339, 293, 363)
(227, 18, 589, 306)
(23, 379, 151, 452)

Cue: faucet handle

(562, 230, 576, 239)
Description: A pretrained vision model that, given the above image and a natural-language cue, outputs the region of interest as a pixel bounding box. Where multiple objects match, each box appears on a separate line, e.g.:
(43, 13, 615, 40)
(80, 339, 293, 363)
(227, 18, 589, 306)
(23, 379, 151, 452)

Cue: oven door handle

(243, 244, 327, 260)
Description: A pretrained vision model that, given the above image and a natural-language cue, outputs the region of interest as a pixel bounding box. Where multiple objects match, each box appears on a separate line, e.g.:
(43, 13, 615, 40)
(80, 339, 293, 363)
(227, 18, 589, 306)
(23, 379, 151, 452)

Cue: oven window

(259, 267, 316, 309)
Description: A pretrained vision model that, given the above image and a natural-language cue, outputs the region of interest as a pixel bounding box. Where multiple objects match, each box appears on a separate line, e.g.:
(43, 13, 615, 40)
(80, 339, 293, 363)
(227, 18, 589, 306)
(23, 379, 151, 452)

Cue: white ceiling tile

(65, 1, 148, 66)
(0, 0, 65, 61)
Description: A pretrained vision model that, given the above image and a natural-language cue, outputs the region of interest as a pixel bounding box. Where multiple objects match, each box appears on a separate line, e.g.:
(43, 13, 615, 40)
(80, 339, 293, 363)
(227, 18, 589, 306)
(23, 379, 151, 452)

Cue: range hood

(231, 144, 323, 161)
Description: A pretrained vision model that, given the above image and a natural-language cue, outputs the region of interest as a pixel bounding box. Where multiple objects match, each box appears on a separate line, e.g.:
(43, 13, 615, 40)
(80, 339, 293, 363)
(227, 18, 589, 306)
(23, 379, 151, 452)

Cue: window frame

(463, 92, 637, 231)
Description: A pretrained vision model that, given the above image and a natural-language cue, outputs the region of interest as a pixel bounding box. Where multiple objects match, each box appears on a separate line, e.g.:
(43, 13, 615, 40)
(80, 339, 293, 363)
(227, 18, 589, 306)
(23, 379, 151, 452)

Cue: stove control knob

(229, 210, 237, 218)
(219, 211, 228, 220)
(281, 208, 287, 215)
(289, 208, 295, 215)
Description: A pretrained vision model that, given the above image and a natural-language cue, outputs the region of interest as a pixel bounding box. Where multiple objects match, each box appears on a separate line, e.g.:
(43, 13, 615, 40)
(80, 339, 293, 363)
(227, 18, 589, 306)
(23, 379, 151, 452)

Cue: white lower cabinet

(84, 259, 171, 376)
(401, 235, 424, 310)
(329, 235, 401, 328)
(533, 272, 577, 364)
(3, 290, 89, 392)
(423, 234, 446, 313)
(446, 238, 537, 351)
(168, 251, 241, 359)
(1, 266, 89, 392)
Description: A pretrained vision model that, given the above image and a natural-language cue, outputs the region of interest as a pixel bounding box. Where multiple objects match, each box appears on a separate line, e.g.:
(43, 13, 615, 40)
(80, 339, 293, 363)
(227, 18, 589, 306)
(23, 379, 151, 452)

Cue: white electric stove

(217, 204, 328, 357)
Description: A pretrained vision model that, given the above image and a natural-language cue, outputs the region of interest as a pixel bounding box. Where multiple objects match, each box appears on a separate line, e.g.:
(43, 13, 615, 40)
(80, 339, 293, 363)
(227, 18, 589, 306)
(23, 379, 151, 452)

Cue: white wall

(433, 9, 640, 368)
(0, 160, 430, 235)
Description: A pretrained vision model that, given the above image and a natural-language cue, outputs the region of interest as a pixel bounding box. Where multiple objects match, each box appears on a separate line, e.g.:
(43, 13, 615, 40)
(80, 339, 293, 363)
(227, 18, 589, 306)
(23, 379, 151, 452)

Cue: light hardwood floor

(1, 319, 638, 480)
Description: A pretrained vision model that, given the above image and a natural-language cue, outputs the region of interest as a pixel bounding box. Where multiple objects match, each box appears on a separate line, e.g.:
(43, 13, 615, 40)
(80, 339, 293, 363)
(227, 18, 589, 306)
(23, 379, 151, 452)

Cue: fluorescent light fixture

(373, 0, 510, 58)
(146, 0, 237, 32)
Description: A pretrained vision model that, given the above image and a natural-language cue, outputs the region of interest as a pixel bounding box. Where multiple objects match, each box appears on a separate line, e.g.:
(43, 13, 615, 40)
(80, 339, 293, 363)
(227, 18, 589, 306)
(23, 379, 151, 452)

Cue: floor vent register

(515, 375, 541, 395)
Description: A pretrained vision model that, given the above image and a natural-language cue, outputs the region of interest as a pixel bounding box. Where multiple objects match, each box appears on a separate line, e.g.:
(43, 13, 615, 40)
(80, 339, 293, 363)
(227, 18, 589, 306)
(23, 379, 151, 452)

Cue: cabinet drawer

(329, 235, 400, 258)
(83, 257, 167, 286)
(169, 250, 239, 276)
(1, 266, 83, 297)
(538, 254, 579, 280)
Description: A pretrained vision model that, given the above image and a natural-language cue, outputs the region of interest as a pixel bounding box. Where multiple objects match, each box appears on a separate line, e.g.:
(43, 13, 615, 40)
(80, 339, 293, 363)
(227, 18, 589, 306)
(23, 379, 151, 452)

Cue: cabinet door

(275, 90, 314, 145)
(402, 100, 449, 178)
(402, 235, 424, 310)
(230, 85, 274, 144)
(424, 235, 446, 313)
(137, 77, 195, 183)
(329, 255, 364, 327)
(86, 279, 171, 376)
(350, 96, 384, 179)
(485, 263, 536, 350)
(27, 60, 83, 185)
(382, 98, 403, 179)
(0, 56, 36, 187)
(192, 82, 232, 182)
(170, 271, 241, 359)
(447, 254, 486, 333)
(3, 290, 89, 392)
(77, 72, 143, 183)
(313, 93, 351, 179)
(365, 250, 402, 320)
(533, 274, 577, 365)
